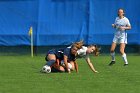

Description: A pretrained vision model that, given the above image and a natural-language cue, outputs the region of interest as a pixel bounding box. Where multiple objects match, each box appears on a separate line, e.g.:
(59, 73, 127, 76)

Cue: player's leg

(45, 53, 56, 67)
(69, 62, 75, 71)
(110, 42, 116, 60)
(59, 60, 73, 72)
(109, 42, 117, 66)
(120, 43, 128, 66)
(52, 63, 65, 72)
(41, 54, 56, 73)
(41, 50, 57, 73)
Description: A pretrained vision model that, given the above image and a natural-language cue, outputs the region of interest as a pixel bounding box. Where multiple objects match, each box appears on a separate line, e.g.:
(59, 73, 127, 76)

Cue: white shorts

(113, 34, 127, 44)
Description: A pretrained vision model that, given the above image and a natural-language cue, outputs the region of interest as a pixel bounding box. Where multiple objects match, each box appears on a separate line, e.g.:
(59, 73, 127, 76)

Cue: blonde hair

(72, 40, 84, 49)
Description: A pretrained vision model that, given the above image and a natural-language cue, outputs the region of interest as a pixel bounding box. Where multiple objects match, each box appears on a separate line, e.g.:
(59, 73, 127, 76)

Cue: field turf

(0, 54, 140, 93)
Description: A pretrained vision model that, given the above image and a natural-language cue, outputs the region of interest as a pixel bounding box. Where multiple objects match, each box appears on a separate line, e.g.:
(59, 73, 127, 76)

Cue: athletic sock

(46, 60, 55, 66)
(122, 53, 128, 64)
(111, 52, 115, 61)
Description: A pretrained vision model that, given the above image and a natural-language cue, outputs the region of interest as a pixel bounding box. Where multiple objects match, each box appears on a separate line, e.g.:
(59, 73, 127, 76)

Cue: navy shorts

(45, 50, 56, 61)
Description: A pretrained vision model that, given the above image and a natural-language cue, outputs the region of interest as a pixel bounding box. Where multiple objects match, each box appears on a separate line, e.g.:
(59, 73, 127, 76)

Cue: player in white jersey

(77, 45, 99, 73)
(109, 8, 131, 66)
(67, 44, 100, 73)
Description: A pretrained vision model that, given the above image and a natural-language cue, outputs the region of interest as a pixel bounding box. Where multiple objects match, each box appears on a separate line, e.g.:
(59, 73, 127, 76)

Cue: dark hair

(118, 8, 125, 16)
(88, 44, 100, 56)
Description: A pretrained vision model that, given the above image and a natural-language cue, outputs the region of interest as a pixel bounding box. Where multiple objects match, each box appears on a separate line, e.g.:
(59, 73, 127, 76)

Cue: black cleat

(109, 61, 115, 66)
(124, 64, 128, 66)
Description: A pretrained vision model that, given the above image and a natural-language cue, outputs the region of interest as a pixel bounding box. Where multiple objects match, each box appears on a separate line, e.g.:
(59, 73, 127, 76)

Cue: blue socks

(46, 60, 55, 66)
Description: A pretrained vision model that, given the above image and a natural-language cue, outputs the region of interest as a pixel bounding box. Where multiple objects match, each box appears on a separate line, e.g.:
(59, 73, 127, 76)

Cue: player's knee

(110, 49, 114, 53)
(69, 62, 74, 71)
(59, 66, 65, 72)
(71, 68, 75, 71)
(70, 65, 75, 71)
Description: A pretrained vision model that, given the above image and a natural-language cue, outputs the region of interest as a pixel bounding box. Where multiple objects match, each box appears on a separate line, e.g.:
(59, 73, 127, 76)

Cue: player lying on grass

(51, 40, 100, 73)
(41, 45, 79, 73)
(67, 43, 100, 73)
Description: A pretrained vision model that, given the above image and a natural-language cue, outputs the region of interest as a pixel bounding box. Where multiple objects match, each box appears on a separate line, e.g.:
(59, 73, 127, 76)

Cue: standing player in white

(109, 8, 131, 66)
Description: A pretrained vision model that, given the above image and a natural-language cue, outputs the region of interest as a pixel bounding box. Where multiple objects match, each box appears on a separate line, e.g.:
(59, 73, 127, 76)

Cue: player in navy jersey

(42, 45, 78, 73)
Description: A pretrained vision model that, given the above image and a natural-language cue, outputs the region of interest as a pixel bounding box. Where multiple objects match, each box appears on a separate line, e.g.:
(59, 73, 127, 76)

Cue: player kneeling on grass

(41, 45, 79, 73)
(67, 41, 100, 73)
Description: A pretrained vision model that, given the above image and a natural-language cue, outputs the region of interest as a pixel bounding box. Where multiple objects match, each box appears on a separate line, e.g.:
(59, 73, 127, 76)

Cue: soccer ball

(42, 65, 51, 73)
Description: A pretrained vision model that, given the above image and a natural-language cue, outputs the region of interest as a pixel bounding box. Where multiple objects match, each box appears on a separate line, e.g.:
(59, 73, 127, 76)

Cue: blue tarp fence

(0, 0, 140, 46)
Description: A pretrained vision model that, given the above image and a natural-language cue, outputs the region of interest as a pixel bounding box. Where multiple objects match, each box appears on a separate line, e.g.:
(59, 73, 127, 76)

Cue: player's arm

(120, 25, 131, 30)
(74, 61, 78, 73)
(85, 57, 98, 73)
(56, 59, 60, 66)
(125, 25, 131, 30)
(112, 18, 117, 28)
(64, 55, 70, 73)
(112, 18, 119, 29)
(120, 19, 131, 30)
(112, 24, 116, 28)
(112, 24, 120, 30)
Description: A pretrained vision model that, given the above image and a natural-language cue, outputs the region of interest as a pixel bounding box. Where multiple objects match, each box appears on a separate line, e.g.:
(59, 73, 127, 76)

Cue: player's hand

(94, 71, 99, 73)
(112, 24, 115, 28)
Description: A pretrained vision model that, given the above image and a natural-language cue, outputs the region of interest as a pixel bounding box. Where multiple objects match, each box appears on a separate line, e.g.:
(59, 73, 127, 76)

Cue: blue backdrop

(0, 0, 140, 46)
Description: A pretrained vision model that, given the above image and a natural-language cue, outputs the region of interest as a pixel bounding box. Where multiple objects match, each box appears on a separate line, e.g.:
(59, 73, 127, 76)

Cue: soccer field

(0, 55, 140, 93)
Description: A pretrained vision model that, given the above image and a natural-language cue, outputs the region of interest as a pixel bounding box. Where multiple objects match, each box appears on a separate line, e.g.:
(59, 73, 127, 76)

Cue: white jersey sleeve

(115, 17, 131, 28)
(77, 46, 88, 58)
(125, 17, 131, 26)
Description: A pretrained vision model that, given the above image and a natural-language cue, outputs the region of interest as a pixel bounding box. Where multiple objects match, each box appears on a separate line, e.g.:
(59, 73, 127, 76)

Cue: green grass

(0, 54, 140, 93)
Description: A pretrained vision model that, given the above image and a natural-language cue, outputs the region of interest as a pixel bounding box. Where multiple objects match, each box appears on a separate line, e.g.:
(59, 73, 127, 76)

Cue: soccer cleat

(108, 61, 115, 66)
(124, 64, 128, 66)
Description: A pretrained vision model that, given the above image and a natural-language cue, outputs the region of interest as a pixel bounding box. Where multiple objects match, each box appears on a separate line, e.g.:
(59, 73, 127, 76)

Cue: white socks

(111, 52, 128, 65)
(111, 52, 115, 61)
(122, 53, 128, 64)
